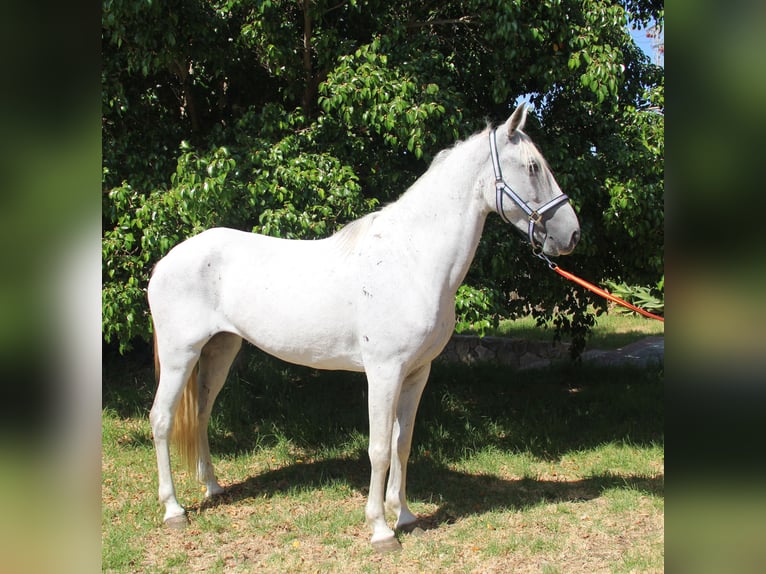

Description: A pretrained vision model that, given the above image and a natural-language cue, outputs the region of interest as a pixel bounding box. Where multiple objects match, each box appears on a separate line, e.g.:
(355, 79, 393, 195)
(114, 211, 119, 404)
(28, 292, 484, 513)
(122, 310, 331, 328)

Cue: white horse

(148, 103, 579, 552)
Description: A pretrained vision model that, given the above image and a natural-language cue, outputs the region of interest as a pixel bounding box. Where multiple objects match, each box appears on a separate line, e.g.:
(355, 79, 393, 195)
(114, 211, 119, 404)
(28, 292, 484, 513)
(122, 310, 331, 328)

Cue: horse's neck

(389, 135, 491, 293)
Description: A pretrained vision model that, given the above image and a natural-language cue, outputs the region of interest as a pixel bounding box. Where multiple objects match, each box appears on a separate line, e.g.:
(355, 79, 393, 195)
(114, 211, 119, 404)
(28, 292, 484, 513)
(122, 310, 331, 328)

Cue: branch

(301, 0, 315, 114)
(406, 16, 475, 29)
(323, 0, 348, 15)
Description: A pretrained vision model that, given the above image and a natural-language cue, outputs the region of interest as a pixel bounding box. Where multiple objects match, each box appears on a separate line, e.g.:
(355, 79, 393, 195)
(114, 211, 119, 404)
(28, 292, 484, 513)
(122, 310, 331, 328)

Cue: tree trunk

(301, 0, 315, 114)
(171, 59, 202, 133)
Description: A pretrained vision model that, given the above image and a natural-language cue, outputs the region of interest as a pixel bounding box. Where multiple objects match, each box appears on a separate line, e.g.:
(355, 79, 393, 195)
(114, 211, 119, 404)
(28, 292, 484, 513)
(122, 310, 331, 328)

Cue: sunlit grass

(476, 308, 664, 349)
(103, 348, 663, 573)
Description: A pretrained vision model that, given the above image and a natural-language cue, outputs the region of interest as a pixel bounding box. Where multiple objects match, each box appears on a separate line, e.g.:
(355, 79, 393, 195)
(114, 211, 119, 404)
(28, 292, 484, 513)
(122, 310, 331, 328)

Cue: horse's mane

(515, 130, 552, 174)
(330, 124, 550, 255)
(329, 134, 474, 254)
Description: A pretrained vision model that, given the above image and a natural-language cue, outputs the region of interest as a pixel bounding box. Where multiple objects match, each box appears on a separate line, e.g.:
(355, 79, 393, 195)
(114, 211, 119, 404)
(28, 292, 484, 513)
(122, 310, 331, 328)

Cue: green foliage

(603, 278, 665, 317)
(102, 0, 664, 353)
(102, 107, 377, 351)
(454, 285, 501, 336)
(318, 41, 458, 160)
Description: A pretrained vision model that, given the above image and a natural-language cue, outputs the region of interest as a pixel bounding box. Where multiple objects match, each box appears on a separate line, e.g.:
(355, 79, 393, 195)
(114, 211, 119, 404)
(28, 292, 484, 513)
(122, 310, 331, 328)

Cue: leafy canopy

(103, 0, 664, 353)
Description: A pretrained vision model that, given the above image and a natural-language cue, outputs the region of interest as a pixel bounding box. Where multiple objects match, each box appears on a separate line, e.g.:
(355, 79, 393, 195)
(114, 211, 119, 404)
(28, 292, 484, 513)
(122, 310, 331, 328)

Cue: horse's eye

(528, 161, 540, 175)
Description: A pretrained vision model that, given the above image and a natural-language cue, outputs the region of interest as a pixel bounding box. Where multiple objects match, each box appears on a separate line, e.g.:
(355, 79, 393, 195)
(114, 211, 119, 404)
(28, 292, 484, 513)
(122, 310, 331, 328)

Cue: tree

(102, 0, 664, 353)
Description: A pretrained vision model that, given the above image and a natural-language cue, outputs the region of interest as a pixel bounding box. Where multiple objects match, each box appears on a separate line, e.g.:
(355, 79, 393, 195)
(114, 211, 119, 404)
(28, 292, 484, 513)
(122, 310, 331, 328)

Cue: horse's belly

(256, 341, 366, 372)
(239, 314, 365, 372)
(219, 270, 364, 371)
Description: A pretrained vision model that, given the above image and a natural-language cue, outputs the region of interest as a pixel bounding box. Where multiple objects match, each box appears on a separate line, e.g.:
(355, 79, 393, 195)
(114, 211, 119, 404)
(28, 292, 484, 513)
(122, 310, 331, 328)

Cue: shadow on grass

(189, 454, 662, 530)
(106, 344, 663, 531)
(104, 344, 663, 464)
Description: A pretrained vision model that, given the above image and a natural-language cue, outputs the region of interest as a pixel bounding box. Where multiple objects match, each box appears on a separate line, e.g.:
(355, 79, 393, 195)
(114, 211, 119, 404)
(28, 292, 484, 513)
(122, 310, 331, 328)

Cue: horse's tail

(171, 368, 200, 474)
(153, 326, 161, 382)
(154, 329, 200, 475)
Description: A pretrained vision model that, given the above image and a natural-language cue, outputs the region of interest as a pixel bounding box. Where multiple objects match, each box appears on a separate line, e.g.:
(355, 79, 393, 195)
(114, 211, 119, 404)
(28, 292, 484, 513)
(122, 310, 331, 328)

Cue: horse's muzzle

(543, 228, 579, 256)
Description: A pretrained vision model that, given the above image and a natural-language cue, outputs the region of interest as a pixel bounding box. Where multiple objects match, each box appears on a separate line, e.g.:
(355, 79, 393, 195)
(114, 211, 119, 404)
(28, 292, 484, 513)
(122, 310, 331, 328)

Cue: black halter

(489, 128, 570, 253)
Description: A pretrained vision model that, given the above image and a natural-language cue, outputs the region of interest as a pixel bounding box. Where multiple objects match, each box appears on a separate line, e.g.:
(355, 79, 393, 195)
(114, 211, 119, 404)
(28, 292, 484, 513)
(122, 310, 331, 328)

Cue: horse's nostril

(571, 229, 580, 247)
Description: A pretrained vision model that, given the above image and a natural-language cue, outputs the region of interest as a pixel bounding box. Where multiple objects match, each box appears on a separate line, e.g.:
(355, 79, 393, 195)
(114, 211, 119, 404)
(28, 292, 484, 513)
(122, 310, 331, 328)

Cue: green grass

(103, 342, 663, 573)
(478, 308, 664, 350)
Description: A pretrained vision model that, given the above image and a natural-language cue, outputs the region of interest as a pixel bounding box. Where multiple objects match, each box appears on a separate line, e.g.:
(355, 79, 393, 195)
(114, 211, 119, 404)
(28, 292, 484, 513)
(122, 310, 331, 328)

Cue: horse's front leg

(386, 363, 430, 531)
(365, 364, 404, 552)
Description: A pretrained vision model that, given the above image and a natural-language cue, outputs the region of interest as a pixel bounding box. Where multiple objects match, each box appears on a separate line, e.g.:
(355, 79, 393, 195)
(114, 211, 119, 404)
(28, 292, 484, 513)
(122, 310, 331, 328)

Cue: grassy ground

(103, 326, 663, 573)
(479, 308, 664, 350)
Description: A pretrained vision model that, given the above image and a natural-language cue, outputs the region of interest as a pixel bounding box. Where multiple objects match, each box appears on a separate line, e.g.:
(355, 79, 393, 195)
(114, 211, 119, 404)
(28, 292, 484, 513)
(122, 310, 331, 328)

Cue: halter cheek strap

(489, 129, 570, 252)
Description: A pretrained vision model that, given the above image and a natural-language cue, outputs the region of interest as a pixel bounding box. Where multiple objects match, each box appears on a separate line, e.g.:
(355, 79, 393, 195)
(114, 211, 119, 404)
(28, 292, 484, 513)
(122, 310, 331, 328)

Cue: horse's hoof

(164, 515, 188, 530)
(371, 536, 402, 554)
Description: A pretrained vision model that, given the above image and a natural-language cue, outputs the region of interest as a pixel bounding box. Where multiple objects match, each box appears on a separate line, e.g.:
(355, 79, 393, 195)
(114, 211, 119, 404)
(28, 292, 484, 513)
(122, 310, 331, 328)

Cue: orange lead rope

(539, 254, 665, 322)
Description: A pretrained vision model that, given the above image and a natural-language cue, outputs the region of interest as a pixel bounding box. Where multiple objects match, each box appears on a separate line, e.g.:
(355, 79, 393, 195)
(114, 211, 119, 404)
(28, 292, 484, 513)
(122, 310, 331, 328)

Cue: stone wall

(437, 334, 664, 369)
(437, 335, 570, 370)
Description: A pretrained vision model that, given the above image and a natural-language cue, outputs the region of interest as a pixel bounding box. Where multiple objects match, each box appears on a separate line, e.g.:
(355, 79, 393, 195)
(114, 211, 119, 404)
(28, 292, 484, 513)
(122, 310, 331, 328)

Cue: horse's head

(487, 104, 580, 257)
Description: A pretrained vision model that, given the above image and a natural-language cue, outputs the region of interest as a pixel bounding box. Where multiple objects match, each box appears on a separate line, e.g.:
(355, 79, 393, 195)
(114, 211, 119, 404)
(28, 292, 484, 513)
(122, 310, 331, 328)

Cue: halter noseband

(489, 128, 570, 253)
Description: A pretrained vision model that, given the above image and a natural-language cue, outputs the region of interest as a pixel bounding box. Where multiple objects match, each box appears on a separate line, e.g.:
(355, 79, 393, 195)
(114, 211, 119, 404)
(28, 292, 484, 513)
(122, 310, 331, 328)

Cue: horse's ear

(506, 103, 528, 138)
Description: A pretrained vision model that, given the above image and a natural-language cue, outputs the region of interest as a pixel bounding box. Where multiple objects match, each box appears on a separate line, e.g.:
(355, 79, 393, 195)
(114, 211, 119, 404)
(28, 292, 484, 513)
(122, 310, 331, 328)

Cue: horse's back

(149, 227, 366, 370)
(149, 227, 263, 306)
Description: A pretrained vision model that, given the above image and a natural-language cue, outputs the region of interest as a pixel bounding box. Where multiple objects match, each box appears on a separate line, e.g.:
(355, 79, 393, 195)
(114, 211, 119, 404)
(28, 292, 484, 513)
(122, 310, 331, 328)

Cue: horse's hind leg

(386, 363, 430, 531)
(196, 332, 242, 497)
(149, 347, 200, 527)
